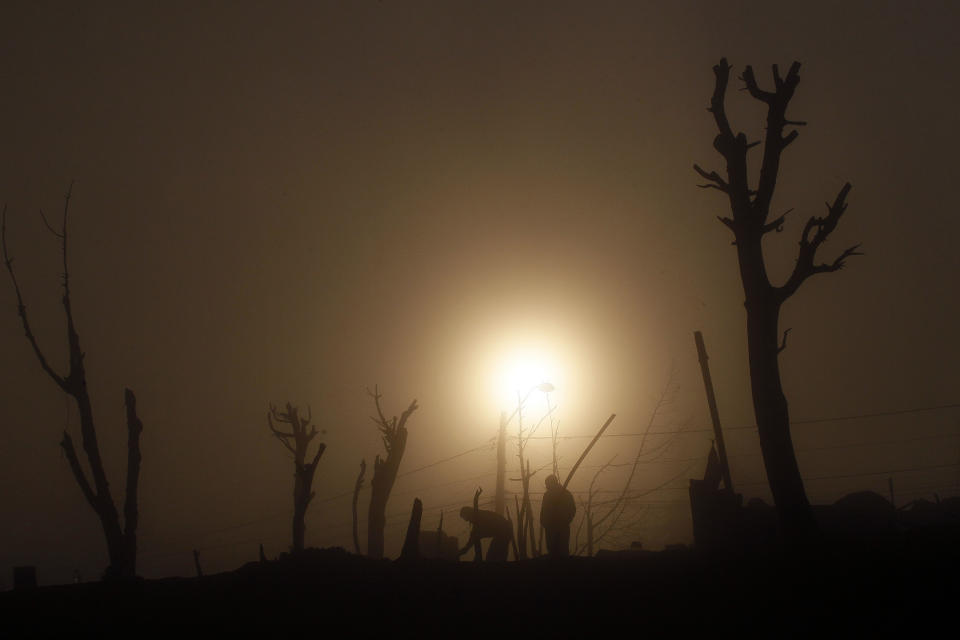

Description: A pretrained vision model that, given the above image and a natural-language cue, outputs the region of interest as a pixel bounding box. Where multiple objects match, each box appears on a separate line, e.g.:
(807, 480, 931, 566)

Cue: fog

(1, 1, 957, 585)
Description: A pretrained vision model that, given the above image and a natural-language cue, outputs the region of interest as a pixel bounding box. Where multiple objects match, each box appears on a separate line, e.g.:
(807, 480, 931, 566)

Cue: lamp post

(494, 382, 554, 517)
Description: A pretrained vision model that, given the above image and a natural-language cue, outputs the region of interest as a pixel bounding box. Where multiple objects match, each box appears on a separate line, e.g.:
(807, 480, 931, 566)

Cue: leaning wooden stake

(563, 414, 617, 489)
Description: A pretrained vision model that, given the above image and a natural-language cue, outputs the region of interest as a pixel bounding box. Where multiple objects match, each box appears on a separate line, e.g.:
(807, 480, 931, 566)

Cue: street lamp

(494, 381, 554, 517)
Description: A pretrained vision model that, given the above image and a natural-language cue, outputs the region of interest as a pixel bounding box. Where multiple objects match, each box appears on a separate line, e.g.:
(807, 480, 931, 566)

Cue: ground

(3, 529, 958, 637)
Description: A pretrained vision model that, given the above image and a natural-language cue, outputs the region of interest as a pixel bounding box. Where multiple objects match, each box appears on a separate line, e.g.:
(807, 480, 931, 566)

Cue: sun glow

(493, 346, 562, 410)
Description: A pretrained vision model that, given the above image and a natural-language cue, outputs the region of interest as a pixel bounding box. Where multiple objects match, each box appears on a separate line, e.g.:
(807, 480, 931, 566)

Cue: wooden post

(694, 331, 734, 493)
(192, 549, 203, 577)
(563, 414, 617, 489)
(400, 498, 423, 560)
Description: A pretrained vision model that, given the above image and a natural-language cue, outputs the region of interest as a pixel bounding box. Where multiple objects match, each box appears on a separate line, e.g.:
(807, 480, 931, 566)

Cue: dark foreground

(4, 531, 958, 638)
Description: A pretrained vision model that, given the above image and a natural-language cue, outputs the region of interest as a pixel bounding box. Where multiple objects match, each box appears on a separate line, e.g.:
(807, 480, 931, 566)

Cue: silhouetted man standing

(540, 474, 576, 557)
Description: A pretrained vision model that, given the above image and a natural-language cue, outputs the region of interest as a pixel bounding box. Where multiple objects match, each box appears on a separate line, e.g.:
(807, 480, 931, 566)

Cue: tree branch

(693, 164, 729, 192)
(2, 204, 70, 391)
(61, 432, 98, 511)
(56, 182, 85, 393)
(38, 207, 64, 238)
(751, 62, 802, 223)
(267, 410, 297, 455)
(812, 243, 864, 274)
(699, 59, 756, 217)
(741, 65, 775, 103)
(763, 208, 793, 234)
(777, 328, 792, 354)
(779, 182, 860, 300)
(706, 58, 735, 140)
(310, 442, 327, 467)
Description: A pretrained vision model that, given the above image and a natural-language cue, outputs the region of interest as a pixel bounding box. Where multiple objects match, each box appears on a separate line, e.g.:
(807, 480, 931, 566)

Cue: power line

(398, 439, 496, 477)
(527, 402, 960, 438)
(138, 404, 960, 561)
(735, 461, 960, 487)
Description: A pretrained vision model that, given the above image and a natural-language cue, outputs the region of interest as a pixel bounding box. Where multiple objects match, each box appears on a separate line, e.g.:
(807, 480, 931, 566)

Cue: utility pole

(495, 411, 507, 515)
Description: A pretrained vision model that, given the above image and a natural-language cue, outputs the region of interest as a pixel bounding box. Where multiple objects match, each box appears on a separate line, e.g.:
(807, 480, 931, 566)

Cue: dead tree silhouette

(1, 186, 145, 578)
(694, 59, 862, 543)
(366, 386, 418, 559)
(267, 402, 327, 553)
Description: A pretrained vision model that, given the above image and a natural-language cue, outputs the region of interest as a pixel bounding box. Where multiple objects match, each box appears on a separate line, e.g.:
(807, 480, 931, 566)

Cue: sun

(493, 346, 561, 410)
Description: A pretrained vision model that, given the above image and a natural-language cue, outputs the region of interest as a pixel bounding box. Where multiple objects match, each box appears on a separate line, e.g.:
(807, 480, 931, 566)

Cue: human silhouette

(458, 507, 513, 562)
(540, 474, 576, 557)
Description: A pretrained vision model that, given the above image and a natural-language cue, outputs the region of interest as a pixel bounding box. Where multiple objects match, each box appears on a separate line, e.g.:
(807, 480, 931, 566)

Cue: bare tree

(694, 59, 861, 542)
(366, 386, 418, 559)
(574, 372, 678, 555)
(267, 402, 326, 553)
(1, 187, 144, 578)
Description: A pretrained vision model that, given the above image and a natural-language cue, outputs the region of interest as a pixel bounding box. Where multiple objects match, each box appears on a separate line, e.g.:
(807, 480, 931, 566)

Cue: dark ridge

(4, 533, 959, 637)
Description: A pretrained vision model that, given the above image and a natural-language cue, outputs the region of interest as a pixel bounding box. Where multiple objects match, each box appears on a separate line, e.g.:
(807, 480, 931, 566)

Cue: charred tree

(694, 59, 862, 542)
(1, 188, 144, 578)
(366, 386, 418, 559)
(267, 402, 327, 554)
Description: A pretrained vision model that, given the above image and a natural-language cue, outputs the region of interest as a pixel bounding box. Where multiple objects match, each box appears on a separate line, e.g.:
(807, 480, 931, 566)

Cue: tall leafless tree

(694, 59, 861, 542)
(267, 402, 326, 554)
(2, 187, 144, 578)
(366, 386, 418, 559)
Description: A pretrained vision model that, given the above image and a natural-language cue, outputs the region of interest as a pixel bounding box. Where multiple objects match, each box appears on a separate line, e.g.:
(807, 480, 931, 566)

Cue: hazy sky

(1, 1, 958, 584)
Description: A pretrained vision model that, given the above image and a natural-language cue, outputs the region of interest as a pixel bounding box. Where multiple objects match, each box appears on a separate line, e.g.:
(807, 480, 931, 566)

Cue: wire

(137, 403, 960, 561)
(735, 461, 960, 487)
(525, 402, 960, 438)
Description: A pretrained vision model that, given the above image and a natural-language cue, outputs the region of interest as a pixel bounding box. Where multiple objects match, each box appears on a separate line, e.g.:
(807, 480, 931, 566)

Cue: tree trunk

(368, 451, 403, 559)
(62, 389, 142, 579)
(367, 482, 391, 559)
(292, 497, 307, 554)
(744, 298, 817, 542)
(76, 395, 130, 577)
(734, 215, 812, 541)
(267, 403, 326, 554)
(365, 392, 417, 559)
(695, 59, 860, 544)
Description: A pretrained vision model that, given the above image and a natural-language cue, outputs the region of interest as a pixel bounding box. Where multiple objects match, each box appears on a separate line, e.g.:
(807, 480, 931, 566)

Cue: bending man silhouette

(540, 474, 576, 557)
(458, 506, 513, 562)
